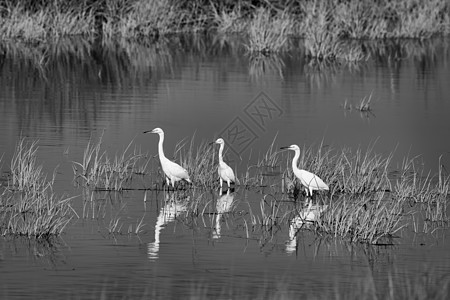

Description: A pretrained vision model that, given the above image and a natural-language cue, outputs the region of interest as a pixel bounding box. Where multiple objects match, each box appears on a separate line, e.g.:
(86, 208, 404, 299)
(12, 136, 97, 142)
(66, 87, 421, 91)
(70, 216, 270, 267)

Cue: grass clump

(0, 138, 74, 238)
(72, 134, 149, 191)
(245, 8, 293, 54)
(334, 144, 393, 194)
(316, 193, 405, 244)
(174, 136, 217, 189)
(0, 1, 94, 42)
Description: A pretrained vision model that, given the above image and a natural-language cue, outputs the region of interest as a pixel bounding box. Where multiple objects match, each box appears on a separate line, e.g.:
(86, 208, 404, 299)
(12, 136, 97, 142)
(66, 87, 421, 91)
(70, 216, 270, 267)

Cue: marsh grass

(302, 2, 341, 61)
(342, 93, 374, 117)
(104, 0, 186, 40)
(302, 5, 368, 62)
(0, 1, 94, 42)
(278, 139, 449, 242)
(1, 0, 449, 49)
(335, 144, 393, 194)
(72, 134, 149, 191)
(70, 131, 449, 243)
(210, 1, 247, 34)
(10, 139, 45, 191)
(174, 136, 217, 189)
(316, 193, 406, 244)
(0, 138, 74, 237)
(245, 8, 292, 54)
(392, 154, 450, 209)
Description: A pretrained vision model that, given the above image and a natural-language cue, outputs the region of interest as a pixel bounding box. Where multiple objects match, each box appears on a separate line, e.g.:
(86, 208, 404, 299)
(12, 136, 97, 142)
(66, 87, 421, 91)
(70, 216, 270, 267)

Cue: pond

(0, 35, 450, 299)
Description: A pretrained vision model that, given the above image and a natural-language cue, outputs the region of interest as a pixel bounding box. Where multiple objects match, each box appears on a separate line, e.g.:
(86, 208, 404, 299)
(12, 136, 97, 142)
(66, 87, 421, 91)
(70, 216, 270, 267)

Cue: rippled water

(1, 36, 450, 299)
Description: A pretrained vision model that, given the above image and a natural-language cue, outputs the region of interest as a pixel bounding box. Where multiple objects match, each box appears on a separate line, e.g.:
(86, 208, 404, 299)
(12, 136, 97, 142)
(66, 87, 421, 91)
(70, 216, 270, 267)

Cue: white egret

(144, 128, 191, 189)
(212, 138, 238, 189)
(280, 144, 329, 198)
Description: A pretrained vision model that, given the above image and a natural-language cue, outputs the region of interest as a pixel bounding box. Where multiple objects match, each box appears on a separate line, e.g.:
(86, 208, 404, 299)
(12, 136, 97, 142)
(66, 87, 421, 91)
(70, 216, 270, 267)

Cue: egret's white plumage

(292, 203, 329, 226)
(212, 138, 237, 189)
(213, 189, 235, 239)
(144, 128, 191, 189)
(148, 192, 188, 260)
(287, 202, 329, 252)
(280, 144, 329, 197)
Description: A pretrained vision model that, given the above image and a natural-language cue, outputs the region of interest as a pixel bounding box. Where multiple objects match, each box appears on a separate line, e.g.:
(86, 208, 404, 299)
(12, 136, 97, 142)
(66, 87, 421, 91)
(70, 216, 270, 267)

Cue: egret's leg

(219, 178, 223, 190)
(227, 180, 231, 189)
(170, 177, 175, 190)
(165, 177, 170, 191)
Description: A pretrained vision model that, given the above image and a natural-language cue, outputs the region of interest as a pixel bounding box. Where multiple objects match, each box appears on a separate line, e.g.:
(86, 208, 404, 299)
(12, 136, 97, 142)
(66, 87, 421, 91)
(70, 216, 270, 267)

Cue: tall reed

(1, 0, 449, 43)
(73, 135, 148, 191)
(1, 138, 74, 237)
(245, 8, 292, 54)
(174, 137, 217, 189)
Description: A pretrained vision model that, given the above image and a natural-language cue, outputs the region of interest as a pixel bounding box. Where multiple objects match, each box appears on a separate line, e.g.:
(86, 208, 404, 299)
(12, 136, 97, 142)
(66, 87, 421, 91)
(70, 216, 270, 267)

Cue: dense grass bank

(1, 0, 449, 59)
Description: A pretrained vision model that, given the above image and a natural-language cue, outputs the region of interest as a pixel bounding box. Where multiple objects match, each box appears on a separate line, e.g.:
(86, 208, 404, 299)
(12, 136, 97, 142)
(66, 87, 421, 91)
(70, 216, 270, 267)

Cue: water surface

(0, 36, 450, 298)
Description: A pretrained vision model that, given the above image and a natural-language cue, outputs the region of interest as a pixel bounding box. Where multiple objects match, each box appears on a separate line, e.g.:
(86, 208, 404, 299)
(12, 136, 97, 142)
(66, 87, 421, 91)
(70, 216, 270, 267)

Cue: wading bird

(144, 128, 191, 189)
(211, 138, 238, 189)
(280, 144, 329, 199)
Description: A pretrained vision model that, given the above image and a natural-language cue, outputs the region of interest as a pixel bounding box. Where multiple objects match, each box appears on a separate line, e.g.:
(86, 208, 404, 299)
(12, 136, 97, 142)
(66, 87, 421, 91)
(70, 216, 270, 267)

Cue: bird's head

(214, 138, 225, 145)
(209, 137, 225, 146)
(280, 144, 300, 152)
(144, 127, 164, 135)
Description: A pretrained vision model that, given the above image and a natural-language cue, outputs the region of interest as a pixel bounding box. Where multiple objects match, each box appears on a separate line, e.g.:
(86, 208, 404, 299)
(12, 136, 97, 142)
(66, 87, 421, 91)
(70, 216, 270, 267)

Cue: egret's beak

(143, 130, 155, 134)
(280, 146, 290, 150)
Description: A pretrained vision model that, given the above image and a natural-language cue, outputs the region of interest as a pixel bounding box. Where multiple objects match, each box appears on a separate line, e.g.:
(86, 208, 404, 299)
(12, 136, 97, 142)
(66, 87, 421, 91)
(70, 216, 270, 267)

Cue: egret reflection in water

(286, 203, 329, 254)
(148, 192, 189, 261)
(213, 189, 236, 240)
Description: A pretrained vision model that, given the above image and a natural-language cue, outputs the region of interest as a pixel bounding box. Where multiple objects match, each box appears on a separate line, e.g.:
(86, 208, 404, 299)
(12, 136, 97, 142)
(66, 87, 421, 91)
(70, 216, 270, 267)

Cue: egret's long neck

(292, 149, 300, 171)
(218, 143, 225, 164)
(158, 133, 166, 159)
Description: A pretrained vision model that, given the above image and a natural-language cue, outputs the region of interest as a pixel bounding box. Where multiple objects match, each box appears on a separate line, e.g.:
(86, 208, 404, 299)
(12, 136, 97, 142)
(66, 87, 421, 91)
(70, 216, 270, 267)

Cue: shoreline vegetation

(1, 0, 449, 60)
(1, 134, 448, 243)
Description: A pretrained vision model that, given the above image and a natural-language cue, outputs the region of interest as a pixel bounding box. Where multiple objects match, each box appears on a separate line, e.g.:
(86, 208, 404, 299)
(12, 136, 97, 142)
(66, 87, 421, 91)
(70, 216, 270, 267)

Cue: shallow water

(1, 36, 450, 298)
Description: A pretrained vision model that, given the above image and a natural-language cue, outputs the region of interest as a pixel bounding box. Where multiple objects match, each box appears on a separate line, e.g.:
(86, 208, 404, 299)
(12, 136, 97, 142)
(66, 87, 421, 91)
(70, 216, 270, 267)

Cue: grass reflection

(0, 36, 449, 140)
